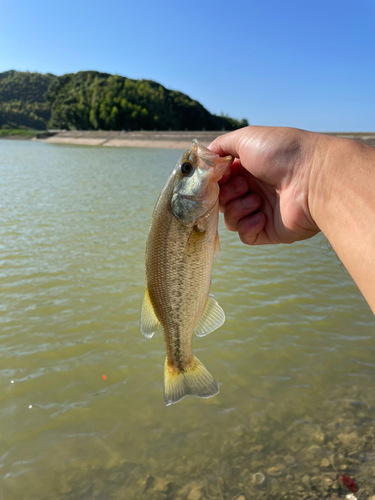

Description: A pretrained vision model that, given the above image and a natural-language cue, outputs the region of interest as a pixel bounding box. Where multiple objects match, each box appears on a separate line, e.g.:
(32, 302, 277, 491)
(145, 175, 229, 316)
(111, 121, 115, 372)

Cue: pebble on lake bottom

(56, 381, 375, 500)
(251, 472, 265, 485)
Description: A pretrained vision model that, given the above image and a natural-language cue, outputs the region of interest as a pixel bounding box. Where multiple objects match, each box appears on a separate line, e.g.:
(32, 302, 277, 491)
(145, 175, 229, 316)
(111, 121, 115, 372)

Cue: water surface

(0, 140, 374, 499)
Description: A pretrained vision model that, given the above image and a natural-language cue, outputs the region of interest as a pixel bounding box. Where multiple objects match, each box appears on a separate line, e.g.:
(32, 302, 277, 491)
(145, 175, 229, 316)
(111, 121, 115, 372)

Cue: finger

(237, 212, 267, 245)
(224, 193, 262, 232)
(218, 169, 232, 186)
(219, 175, 249, 209)
(209, 126, 252, 158)
(229, 159, 244, 177)
(218, 158, 241, 185)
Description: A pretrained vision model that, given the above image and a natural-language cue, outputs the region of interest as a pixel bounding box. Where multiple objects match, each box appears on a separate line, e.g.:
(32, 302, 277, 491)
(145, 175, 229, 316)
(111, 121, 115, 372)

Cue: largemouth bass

(141, 140, 233, 406)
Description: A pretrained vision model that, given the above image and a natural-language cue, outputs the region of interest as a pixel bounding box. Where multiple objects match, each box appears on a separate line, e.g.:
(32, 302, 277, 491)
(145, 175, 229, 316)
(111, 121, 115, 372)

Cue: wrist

(308, 134, 375, 311)
(308, 134, 340, 229)
(308, 134, 371, 232)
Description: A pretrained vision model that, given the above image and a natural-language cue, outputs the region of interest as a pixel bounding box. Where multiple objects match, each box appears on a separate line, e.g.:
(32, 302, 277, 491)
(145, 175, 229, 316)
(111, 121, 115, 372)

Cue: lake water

(0, 139, 374, 500)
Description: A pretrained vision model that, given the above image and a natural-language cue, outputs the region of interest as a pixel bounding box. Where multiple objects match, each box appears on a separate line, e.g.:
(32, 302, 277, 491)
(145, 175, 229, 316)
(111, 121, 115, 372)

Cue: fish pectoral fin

(140, 288, 160, 339)
(194, 295, 225, 337)
(164, 356, 219, 406)
(214, 230, 221, 262)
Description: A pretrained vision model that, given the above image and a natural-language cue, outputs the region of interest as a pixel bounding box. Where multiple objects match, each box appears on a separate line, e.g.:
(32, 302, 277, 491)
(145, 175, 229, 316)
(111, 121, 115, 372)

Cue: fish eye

(181, 162, 193, 176)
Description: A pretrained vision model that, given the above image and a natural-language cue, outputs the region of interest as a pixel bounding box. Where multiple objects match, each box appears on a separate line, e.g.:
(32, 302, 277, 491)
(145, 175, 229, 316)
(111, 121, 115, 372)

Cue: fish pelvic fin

(164, 356, 219, 406)
(140, 287, 160, 339)
(194, 295, 225, 337)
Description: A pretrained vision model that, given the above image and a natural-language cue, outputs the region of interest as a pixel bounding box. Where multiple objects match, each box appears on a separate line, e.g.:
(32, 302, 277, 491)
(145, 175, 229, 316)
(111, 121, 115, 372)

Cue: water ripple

(0, 141, 374, 499)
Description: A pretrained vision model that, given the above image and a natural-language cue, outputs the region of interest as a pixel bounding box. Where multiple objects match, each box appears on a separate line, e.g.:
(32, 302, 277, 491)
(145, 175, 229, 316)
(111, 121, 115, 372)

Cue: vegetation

(0, 71, 54, 130)
(0, 128, 40, 137)
(0, 70, 248, 131)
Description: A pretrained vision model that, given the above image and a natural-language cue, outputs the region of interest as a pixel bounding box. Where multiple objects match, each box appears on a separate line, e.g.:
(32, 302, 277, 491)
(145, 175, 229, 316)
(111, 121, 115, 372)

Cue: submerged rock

(187, 488, 202, 500)
(251, 472, 265, 485)
(301, 475, 311, 489)
(338, 431, 359, 448)
(267, 466, 283, 477)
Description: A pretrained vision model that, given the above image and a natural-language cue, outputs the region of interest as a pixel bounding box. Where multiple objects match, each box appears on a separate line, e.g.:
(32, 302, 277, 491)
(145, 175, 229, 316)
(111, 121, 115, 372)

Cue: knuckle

(224, 212, 238, 232)
(225, 222, 238, 232)
(239, 230, 255, 245)
(219, 176, 248, 205)
(229, 176, 248, 195)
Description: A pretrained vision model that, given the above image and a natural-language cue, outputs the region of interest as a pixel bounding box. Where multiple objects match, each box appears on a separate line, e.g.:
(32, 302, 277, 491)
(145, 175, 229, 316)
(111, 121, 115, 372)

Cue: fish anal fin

(194, 295, 225, 337)
(140, 288, 160, 339)
(214, 231, 221, 262)
(164, 356, 219, 406)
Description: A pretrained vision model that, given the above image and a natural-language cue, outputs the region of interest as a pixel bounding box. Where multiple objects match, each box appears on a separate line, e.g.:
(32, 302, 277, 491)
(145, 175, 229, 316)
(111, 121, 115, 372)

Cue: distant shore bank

(1, 130, 375, 148)
(33, 130, 228, 149)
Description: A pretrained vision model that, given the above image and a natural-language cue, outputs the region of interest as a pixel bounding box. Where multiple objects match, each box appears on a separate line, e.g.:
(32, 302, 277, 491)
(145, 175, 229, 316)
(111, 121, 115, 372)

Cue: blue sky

(0, 0, 374, 131)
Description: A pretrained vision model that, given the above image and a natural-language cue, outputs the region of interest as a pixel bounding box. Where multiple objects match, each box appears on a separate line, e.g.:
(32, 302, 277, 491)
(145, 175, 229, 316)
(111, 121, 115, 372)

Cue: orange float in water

(102, 375, 107, 381)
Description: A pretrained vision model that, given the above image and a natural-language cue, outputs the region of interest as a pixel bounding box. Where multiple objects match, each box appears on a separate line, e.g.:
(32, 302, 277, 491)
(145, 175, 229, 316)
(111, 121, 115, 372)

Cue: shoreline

(34, 130, 228, 149)
(1, 130, 374, 148)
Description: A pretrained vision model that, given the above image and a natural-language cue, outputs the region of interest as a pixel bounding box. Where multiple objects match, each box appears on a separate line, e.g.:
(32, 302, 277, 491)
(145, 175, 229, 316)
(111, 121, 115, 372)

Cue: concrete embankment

(32, 130, 375, 149)
(0, 129, 358, 149)
(34, 130, 228, 149)
(324, 131, 375, 147)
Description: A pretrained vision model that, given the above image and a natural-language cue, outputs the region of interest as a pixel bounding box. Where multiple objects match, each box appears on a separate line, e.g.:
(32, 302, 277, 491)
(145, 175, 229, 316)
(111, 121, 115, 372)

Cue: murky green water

(0, 140, 374, 500)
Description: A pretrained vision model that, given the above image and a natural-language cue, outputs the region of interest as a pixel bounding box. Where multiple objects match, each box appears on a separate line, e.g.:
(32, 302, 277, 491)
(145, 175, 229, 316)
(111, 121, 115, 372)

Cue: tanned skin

(209, 126, 375, 314)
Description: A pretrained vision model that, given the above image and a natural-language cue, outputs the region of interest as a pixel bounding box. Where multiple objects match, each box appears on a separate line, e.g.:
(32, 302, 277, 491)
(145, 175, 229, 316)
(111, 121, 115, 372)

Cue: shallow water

(0, 140, 374, 500)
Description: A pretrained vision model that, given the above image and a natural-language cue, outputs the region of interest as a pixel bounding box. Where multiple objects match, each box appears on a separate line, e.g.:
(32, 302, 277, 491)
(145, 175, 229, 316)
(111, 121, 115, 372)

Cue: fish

(140, 139, 233, 406)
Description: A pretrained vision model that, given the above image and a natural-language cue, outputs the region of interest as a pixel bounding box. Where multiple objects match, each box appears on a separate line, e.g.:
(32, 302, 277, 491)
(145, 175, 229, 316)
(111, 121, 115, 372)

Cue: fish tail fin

(164, 356, 219, 406)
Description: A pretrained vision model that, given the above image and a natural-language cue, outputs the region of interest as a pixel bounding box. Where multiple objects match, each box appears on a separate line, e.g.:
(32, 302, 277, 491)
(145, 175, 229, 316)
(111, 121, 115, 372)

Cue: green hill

(0, 70, 248, 131)
(0, 70, 54, 130)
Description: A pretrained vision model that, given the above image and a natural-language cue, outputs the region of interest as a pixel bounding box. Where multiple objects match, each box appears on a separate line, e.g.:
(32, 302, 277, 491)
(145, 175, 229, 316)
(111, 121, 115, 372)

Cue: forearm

(310, 135, 375, 313)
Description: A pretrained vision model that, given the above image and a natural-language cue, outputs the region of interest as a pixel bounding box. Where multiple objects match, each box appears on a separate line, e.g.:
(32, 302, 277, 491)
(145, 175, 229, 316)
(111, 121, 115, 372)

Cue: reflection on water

(0, 140, 374, 499)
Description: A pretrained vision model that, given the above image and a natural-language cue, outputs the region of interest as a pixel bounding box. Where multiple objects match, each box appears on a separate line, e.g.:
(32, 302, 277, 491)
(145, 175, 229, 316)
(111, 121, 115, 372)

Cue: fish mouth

(191, 139, 217, 166)
(191, 139, 233, 180)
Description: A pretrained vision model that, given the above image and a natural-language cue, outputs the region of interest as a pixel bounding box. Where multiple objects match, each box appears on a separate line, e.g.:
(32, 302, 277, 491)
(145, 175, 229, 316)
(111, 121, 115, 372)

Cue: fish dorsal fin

(140, 288, 160, 339)
(214, 231, 221, 262)
(194, 295, 225, 337)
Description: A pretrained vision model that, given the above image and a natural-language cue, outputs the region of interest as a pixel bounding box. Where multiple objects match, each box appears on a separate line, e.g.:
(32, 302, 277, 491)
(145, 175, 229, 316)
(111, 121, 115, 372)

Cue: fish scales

(147, 196, 218, 369)
(141, 140, 233, 405)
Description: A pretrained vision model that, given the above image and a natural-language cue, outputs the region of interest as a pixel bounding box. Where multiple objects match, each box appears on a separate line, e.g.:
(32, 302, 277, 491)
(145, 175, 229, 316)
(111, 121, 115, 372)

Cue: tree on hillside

(0, 70, 249, 131)
(0, 70, 54, 129)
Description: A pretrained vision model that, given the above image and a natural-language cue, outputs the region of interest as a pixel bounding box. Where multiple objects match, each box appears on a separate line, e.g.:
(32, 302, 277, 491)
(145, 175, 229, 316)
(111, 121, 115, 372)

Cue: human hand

(210, 126, 375, 312)
(209, 126, 324, 245)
